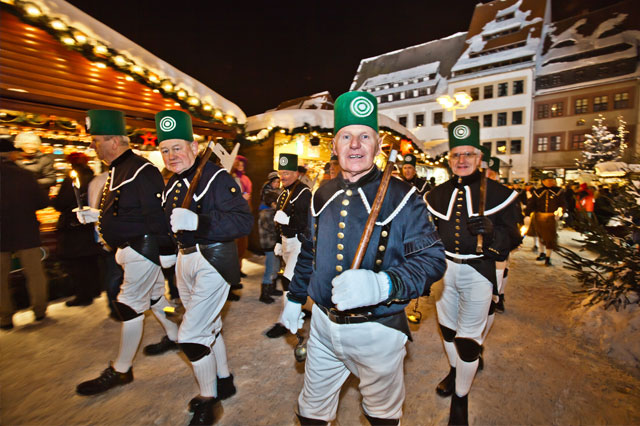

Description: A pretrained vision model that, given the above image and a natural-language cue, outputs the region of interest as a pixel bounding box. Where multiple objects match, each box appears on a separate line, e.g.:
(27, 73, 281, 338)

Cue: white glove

(274, 210, 290, 225)
(274, 243, 283, 256)
(74, 207, 100, 224)
(331, 269, 391, 311)
(170, 208, 198, 232)
(279, 297, 304, 334)
(159, 254, 177, 269)
(523, 216, 531, 227)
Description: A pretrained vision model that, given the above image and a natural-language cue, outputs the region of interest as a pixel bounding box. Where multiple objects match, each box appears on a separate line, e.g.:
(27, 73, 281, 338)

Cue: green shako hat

(155, 110, 194, 143)
(86, 110, 126, 135)
(334, 91, 378, 134)
(448, 119, 480, 150)
(278, 153, 298, 171)
(403, 153, 417, 167)
(480, 145, 490, 163)
(489, 156, 500, 173)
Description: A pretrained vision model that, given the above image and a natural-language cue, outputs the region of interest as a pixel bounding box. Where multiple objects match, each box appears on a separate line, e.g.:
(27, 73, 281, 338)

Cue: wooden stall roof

(0, 10, 236, 138)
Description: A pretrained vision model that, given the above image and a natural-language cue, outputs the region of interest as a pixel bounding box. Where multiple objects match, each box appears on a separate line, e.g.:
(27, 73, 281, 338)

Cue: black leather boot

(270, 279, 283, 296)
(259, 285, 275, 304)
(448, 393, 468, 426)
(76, 364, 133, 395)
(436, 366, 456, 397)
(535, 253, 546, 261)
(295, 412, 328, 425)
(188, 396, 218, 425)
(364, 413, 400, 425)
(143, 336, 179, 355)
(496, 294, 505, 313)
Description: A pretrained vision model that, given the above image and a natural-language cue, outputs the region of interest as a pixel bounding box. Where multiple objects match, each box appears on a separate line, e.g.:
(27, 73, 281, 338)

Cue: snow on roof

(537, 1, 640, 77)
(245, 109, 423, 150)
(360, 62, 440, 90)
(32, 0, 246, 123)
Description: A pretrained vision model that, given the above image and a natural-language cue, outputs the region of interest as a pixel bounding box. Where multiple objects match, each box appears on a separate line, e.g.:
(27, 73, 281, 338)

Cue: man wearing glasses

(425, 119, 521, 425)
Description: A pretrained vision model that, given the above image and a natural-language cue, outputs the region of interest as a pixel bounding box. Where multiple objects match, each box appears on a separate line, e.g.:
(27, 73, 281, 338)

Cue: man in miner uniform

(426, 119, 521, 425)
(157, 110, 253, 425)
(400, 153, 429, 195)
(75, 110, 179, 395)
(525, 172, 566, 267)
(279, 91, 446, 425)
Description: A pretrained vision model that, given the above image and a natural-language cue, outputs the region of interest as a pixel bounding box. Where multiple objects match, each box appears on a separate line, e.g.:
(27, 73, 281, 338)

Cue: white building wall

(379, 100, 447, 145)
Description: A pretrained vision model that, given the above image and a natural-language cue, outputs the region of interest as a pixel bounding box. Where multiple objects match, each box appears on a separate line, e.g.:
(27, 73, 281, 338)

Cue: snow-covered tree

(576, 115, 627, 171)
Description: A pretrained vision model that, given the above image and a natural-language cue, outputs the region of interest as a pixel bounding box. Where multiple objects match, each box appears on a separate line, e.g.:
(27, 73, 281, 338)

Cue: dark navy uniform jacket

(98, 150, 169, 250)
(275, 180, 311, 239)
(163, 160, 253, 248)
(403, 175, 429, 196)
(525, 186, 566, 215)
(287, 166, 446, 319)
(426, 171, 522, 286)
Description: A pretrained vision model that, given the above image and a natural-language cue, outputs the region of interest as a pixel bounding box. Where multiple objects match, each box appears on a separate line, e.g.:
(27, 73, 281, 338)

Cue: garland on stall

(2, 1, 239, 127)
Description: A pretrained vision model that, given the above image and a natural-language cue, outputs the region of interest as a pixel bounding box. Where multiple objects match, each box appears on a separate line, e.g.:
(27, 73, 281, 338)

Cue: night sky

(66, 0, 617, 117)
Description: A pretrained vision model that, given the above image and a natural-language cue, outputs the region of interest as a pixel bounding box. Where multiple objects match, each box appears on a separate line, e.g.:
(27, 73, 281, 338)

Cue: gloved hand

(74, 207, 100, 224)
(331, 269, 390, 311)
(280, 297, 304, 334)
(467, 216, 494, 243)
(159, 254, 177, 269)
(170, 208, 198, 233)
(274, 210, 290, 225)
(274, 243, 283, 256)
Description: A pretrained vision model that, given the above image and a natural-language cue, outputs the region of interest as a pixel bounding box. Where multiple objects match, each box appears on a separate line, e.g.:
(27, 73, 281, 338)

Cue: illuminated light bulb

(95, 62, 107, 69)
(94, 44, 108, 55)
(113, 56, 127, 66)
(174, 102, 180, 107)
(176, 90, 187, 99)
(279, 129, 286, 133)
(61, 36, 75, 45)
(202, 104, 212, 111)
(152, 89, 159, 93)
(50, 20, 67, 31)
(149, 74, 159, 83)
(24, 3, 41, 17)
(453, 91, 472, 106)
(131, 65, 144, 74)
(187, 97, 200, 106)
(125, 76, 134, 81)
(161, 81, 173, 92)
(73, 32, 87, 44)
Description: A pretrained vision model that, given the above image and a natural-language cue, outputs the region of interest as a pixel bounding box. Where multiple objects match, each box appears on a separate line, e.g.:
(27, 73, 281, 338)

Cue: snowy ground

(1, 229, 639, 425)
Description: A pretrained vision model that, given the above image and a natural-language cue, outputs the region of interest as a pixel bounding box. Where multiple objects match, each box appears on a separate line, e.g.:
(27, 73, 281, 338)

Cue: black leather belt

(317, 304, 373, 325)
(446, 255, 484, 264)
(179, 243, 220, 255)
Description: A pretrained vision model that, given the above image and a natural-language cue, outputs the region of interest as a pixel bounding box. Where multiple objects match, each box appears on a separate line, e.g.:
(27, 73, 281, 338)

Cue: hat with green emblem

(334, 91, 378, 134)
(489, 156, 501, 173)
(155, 110, 193, 143)
(86, 110, 126, 136)
(448, 119, 480, 150)
(403, 153, 417, 167)
(278, 153, 298, 171)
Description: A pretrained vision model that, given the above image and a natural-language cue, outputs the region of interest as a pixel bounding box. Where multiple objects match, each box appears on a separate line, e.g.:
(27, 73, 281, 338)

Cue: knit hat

(403, 153, 417, 167)
(334, 91, 378, 134)
(278, 153, 298, 171)
(448, 119, 480, 150)
(155, 110, 193, 143)
(267, 171, 279, 181)
(14, 131, 41, 148)
(86, 110, 126, 136)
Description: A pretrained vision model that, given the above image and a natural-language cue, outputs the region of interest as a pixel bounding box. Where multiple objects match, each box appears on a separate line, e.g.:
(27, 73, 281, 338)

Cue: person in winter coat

(258, 191, 281, 304)
(14, 132, 56, 192)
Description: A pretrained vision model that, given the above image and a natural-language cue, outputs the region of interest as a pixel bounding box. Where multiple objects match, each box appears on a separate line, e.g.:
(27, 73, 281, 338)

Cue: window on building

(575, 98, 588, 114)
(593, 95, 608, 111)
(482, 142, 492, 155)
(571, 134, 585, 150)
(398, 116, 407, 127)
(418, 88, 428, 96)
(415, 113, 425, 127)
(470, 116, 479, 122)
(513, 80, 524, 94)
(614, 92, 629, 109)
(387, 94, 393, 102)
(470, 87, 479, 101)
(537, 136, 549, 152)
(498, 82, 508, 97)
(483, 114, 493, 127)
(484, 85, 493, 99)
(510, 139, 522, 154)
(550, 135, 562, 151)
(537, 104, 549, 119)
(551, 102, 563, 117)
(496, 140, 507, 154)
(512, 110, 523, 124)
(497, 112, 507, 126)
(433, 111, 443, 125)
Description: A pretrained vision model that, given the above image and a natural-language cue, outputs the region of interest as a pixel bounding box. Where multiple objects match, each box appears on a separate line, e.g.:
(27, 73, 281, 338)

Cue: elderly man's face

(543, 178, 556, 187)
(279, 170, 298, 187)
(402, 164, 416, 180)
(449, 146, 481, 177)
(332, 125, 380, 182)
(159, 139, 198, 174)
(90, 135, 118, 165)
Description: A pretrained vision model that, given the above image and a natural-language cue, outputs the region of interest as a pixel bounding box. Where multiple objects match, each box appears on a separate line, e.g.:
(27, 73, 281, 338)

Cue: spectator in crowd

(53, 152, 102, 307)
(594, 186, 616, 226)
(0, 136, 49, 329)
(258, 191, 280, 304)
(576, 183, 596, 227)
(231, 155, 252, 297)
(563, 181, 577, 228)
(14, 131, 56, 193)
(260, 171, 281, 206)
(320, 162, 331, 186)
(297, 165, 314, 189)
(329, 154, 341, 179)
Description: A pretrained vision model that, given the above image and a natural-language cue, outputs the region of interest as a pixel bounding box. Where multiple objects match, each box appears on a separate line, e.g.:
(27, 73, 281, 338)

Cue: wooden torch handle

(181, 140, 215, 210)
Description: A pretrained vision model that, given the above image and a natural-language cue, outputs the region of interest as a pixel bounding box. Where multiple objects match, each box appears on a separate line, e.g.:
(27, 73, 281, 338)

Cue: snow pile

(359, 62, 440, 91)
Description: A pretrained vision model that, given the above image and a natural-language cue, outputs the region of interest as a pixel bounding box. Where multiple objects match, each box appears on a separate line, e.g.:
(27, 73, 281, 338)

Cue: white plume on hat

(14, 131, 42, 148)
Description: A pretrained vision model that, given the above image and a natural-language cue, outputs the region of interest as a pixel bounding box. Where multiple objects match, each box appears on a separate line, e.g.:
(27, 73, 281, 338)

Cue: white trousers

(281, 236, 301, 280)
(176, 248, 230, 347)
(115, 246, 165, 313)
(298, 304, 408, 422)
(436, 260, 493, 344)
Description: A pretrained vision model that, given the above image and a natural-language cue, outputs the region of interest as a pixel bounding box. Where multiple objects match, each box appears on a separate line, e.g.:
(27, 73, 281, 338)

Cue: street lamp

(437, 91, 473, 121)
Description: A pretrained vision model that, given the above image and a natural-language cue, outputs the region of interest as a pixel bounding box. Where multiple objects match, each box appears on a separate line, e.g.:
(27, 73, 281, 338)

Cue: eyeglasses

(450, 152, 478, 160)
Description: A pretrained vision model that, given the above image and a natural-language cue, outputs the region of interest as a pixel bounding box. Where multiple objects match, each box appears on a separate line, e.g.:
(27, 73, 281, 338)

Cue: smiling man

(156, 110, 253, 425)
(426, 119, 522, 425)
(279, 91, 445, 425)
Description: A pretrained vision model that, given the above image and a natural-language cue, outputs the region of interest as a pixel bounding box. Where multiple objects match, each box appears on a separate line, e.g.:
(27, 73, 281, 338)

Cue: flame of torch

(70, 170, 83, 210)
